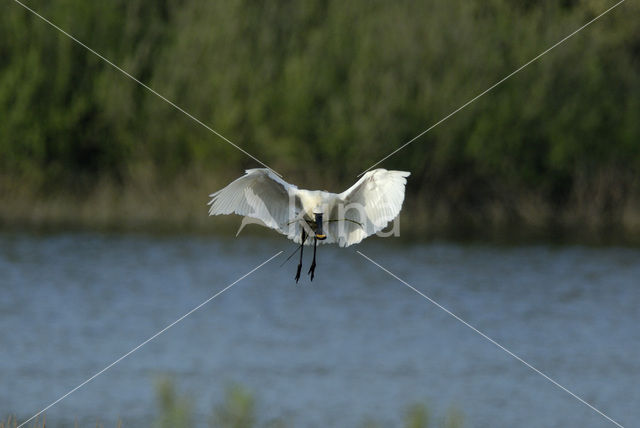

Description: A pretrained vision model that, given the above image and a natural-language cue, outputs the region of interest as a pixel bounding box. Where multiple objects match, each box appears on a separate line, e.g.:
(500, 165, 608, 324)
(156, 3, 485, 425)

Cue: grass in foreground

(2, 379, 464, 428)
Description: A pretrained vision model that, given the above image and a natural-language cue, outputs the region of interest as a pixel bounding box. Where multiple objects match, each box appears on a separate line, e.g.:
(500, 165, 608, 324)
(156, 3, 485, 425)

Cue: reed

(2, 381, 464, 427)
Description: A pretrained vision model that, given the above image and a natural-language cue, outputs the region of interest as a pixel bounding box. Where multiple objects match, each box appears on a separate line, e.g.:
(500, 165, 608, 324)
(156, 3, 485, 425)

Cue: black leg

(308, 237, 317, 281)
(295, 229, 306, 283)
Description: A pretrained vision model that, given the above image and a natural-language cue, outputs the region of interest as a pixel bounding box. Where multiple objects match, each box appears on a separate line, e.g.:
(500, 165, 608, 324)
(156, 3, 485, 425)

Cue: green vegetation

(0, 415, 46, 428)
(2, 380, 464, 427)
(1, 0, 639, 241)
(210, 385, 256, 428)
(155, 378, 193, 428)
(154, 379, 465, 428)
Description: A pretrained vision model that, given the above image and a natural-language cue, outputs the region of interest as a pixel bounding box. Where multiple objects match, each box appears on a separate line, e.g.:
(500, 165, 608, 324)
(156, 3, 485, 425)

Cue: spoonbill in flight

(208, 168, 410, 282)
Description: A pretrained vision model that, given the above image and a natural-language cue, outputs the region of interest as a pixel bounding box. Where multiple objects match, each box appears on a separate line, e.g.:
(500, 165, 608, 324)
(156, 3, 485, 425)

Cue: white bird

(208, 168, 410, 282)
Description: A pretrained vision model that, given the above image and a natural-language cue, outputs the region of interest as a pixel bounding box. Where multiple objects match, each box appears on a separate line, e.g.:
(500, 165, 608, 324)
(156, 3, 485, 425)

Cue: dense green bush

(1, 0, 639, 232)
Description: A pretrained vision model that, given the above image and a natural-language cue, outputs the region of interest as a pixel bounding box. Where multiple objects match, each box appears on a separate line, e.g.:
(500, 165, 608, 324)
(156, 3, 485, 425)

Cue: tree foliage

(1, 0, 638, 223)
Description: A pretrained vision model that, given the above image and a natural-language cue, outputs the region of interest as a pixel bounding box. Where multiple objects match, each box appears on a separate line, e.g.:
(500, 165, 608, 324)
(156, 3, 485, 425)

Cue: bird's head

(314, 213, 326, 240)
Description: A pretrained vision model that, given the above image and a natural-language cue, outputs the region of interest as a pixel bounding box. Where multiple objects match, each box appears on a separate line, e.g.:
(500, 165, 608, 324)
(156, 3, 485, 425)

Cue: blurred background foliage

(1, 0, 639, 239)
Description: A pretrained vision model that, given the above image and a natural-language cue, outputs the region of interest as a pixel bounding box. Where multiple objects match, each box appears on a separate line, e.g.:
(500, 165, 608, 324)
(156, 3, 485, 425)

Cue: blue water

(1, 232, 639, 427)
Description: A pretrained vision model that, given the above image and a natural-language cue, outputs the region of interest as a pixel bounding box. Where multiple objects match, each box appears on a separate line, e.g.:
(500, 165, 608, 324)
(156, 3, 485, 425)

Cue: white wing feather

(327, 169, 410, 247)
(208, 168, 297, 234)
(208, 168, 409, 247)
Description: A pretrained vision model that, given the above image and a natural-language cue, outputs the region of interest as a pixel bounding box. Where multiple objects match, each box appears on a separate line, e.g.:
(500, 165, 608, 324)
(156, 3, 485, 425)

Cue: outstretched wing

(327, 169, 410, 247)
(208, 168, 299, 235)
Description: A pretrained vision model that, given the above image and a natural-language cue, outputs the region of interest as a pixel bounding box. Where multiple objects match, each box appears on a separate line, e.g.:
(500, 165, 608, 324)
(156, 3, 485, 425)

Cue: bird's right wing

(208, 168, 298, 235)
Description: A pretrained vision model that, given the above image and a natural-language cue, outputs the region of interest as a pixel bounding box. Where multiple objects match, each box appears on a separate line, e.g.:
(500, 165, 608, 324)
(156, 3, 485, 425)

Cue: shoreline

(3, 169, 640, 246)
(2, 192, 640, 247)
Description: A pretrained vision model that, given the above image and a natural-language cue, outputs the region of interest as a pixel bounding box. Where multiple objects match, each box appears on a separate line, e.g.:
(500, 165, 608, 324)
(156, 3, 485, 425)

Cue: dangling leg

(308, 237, 317, 281)
(295, 229, 306, 283)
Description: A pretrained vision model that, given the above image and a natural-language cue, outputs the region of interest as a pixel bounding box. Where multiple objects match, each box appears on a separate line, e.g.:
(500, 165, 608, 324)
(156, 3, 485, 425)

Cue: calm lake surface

(1, 232, 639, 427)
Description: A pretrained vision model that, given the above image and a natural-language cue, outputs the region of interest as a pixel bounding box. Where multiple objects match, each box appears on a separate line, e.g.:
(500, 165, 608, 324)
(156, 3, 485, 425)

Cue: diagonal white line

(356, 250, 625, 428)
(11, 0, 281, 177)
(358, 0, 626, 176)
(17, 251, 282, 428)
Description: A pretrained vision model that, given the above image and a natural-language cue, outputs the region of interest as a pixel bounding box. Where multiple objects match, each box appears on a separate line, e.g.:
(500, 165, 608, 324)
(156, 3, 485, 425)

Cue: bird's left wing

(208, 168, 298, 235)
(327, 169, 410, 247)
